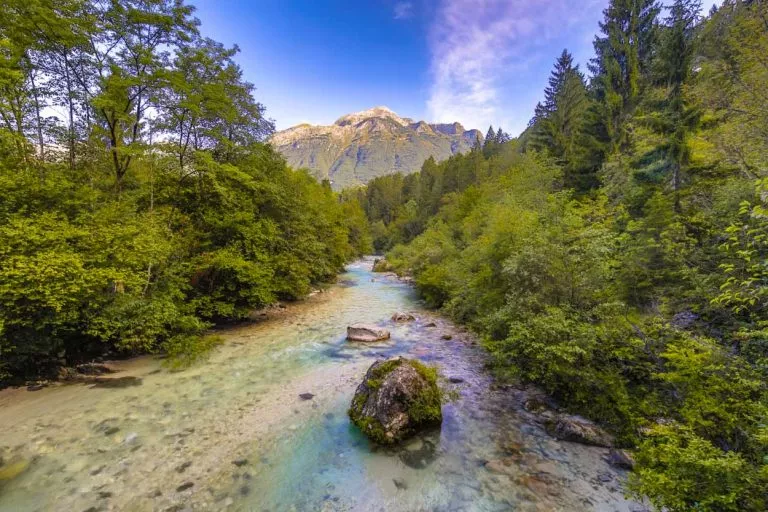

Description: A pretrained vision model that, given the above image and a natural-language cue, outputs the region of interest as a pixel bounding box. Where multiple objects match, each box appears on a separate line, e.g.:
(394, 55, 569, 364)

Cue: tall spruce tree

(589, 0, 661, 153)
(528, 49, 592, 188)
(650, 0, 702, 210)
(484, 125, 496, 144)
(543, 49, 577, 115)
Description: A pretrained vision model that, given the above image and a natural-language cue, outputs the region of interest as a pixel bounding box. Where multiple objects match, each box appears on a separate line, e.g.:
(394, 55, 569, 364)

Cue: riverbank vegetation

(0, 0, 370, 384)
(354, 1, 768, 509)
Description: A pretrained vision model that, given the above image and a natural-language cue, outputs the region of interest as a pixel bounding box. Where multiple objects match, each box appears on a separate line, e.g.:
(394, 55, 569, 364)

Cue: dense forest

(0, 0, 371, 384)
(353, 1, 768, 510)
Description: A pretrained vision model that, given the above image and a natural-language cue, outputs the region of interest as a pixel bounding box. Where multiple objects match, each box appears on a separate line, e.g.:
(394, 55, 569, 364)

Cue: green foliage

(352, 2, 768, 507)
(630, 424, 767, 511)
(0, 0, 367, 384)
(163, 334, 223, 370)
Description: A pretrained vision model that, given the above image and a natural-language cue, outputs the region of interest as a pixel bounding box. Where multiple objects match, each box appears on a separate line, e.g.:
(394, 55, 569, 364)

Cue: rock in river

(348, 357, 442, 444)
(346, 324, 390, 342)
(607, 448, 635, 470)
(391, 312, 416, 322)
(548, 415, 614, 448)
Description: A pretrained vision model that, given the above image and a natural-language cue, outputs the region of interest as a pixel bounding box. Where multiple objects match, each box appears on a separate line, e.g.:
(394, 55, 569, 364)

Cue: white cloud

(426, 0, 604, 134)
(394, 2, 414, 20)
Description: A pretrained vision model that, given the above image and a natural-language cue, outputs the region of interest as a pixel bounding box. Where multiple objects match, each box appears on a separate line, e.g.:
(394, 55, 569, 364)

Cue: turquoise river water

(0, 258, 646, 511)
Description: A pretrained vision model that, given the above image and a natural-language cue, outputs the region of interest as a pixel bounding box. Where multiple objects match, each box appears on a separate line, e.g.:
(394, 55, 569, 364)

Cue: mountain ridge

(270, 106, 482, 189)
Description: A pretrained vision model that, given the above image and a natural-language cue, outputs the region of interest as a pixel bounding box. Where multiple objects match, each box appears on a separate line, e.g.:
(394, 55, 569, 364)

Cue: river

(0, 258, 645, 511)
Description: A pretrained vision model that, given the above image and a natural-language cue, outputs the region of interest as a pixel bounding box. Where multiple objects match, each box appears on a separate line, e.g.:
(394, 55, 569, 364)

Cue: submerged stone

(176, 482, 194, 492)
(548, 415, 614, 448)
(86, 376, 143, 388)
(348, 357, 442, 444)
(346, 324, 390, 342)
(391, 312, 416, 322)
(75, 363, 114, 376)
(393, 477, 408, 490)
(0, 459, 30, 481)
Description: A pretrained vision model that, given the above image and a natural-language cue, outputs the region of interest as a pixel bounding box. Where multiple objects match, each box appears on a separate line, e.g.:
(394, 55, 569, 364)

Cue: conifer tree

(543, 49, 577, 115)
(649, 0, 702, 210)
(484, 125, 496, 144)
(590, 0, 661, 153)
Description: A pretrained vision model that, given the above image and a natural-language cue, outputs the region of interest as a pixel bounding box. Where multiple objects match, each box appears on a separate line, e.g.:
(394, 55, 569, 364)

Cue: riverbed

(0, 258, 645, 511)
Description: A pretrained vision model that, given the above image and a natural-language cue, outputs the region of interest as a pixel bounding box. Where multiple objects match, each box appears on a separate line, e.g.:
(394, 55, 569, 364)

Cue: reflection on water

(0, 258, 643, 511)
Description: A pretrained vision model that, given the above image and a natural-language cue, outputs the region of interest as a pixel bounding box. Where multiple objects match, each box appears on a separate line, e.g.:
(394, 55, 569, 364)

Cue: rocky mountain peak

(334, 106, 410, 127)
(270, 107, 483, 189)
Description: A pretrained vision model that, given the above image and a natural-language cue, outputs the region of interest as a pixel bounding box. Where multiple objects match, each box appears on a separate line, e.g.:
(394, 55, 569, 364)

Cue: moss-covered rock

(348, 357, 442, 444)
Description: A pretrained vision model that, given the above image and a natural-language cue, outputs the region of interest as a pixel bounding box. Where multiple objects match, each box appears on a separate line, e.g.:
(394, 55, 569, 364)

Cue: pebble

(176, 482, 194, 492)
(597, 472, 613, 483)
(299, 393, 315, 400)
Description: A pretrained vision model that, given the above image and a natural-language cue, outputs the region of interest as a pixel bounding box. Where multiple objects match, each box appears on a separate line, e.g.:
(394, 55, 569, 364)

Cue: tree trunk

(64, 52, 76, 169)
(29, 71, 45, 161)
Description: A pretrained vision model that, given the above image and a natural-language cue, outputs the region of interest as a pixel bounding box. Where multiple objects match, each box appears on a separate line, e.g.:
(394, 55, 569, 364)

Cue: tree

(484, 125, 496, 145)
(528, 50, 591, 189)
(483, 125, 497, 156)
(91, 0, 199, 189)
(658, 0, 702, 210)
(495, 128, 510, 144)
(590, 0, 661, 153)
(543, 49, 577, 116)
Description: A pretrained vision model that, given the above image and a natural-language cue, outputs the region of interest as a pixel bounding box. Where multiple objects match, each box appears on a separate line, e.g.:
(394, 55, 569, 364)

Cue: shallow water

(0, 258, 644, 511)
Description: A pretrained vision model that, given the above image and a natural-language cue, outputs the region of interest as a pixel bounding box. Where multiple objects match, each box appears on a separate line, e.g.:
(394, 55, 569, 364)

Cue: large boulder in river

(347, 324, 390, 342)
(548, 414, 614, 447)
(348, 357, 442, 444)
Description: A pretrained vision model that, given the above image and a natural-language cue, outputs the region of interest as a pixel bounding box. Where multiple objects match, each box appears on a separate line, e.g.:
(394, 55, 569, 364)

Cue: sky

(193, 0, 720, 136)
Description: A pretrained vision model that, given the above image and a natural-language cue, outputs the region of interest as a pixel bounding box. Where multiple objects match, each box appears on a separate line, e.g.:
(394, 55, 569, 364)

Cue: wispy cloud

(427, 0, 604, 133)
(394, 1, 414, 20)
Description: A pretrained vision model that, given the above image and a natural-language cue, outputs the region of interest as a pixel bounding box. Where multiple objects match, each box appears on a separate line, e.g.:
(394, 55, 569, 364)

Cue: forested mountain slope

(351, 1, 768, 510)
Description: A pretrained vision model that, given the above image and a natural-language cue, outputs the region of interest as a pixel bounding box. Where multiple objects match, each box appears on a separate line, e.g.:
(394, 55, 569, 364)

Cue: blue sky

(193, 0, 719, 136)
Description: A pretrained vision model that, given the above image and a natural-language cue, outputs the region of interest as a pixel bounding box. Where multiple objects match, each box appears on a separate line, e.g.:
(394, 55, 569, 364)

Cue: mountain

(269, 106, 483, 189)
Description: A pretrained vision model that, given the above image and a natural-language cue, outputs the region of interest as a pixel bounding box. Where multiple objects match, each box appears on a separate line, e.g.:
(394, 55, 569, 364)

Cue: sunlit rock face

(270, 106, 482, 190)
